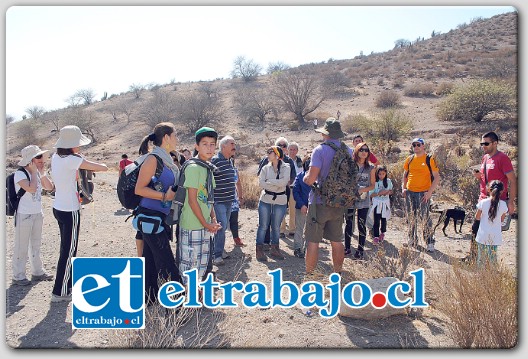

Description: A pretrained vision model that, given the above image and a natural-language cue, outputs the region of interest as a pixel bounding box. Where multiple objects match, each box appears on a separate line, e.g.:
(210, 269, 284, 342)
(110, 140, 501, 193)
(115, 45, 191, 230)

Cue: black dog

(432, 206, 466, 236)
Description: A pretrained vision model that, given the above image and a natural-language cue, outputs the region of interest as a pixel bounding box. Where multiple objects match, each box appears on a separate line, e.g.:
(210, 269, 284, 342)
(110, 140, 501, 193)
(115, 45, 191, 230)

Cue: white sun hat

(18, 145, 50, 166)
(54, 125, 91, 148)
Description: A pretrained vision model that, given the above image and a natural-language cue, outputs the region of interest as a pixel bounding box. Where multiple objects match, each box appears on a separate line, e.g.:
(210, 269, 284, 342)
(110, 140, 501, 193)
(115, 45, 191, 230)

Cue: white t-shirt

(475, 198, 508, 246)
(51, 154, 83, 211)
(14, 169, 42, 214)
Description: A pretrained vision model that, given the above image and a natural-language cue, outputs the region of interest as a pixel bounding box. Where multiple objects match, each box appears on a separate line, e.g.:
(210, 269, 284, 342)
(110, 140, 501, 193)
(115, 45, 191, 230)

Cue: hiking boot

(51, 294, 72, 303)
(427, 243, 435, 253)
(294, 248, 305, 258)
(222, 250, 230, 259)
(213, 257, 224, 266)
(352, 250, 364, 260)
(233, 237, 246, 247)
(269, 244, 285, 260)
(31, 273, 54, 282)
(256, 245, 268, 262)
(373, 237, 380, 246)
(344, 248, 352, 256)
(12, 278, 31, 286)
(263, 243, 271, 251)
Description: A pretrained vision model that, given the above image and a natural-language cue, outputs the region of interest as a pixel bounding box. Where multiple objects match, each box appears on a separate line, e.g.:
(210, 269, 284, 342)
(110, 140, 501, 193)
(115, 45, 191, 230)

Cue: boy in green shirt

(178, 127, 222, 284)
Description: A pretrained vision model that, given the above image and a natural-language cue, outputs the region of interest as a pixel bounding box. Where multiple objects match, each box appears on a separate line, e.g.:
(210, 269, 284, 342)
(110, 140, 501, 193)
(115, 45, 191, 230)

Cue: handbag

(132, 206, 166, 235)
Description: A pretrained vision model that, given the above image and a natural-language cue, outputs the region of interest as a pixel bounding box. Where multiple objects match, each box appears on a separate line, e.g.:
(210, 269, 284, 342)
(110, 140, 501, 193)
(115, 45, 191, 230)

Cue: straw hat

(54, 125, 91, 148)
(18, 145, 49, 166)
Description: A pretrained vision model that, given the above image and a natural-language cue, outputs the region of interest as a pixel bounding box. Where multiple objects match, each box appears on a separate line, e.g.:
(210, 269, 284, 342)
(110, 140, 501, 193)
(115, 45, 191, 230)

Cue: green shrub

(436, 79, 516, 122)
(353, 109, 413, 144)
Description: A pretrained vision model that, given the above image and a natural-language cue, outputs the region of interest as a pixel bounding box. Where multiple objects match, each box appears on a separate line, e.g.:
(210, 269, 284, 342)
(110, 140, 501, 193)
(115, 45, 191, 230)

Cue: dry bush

(239, 170, 260, 210)
(435, 82, 455, 96)
(434, 261, 517, 348)
(109, 305, 227, 348)
(375, 90, 401, 108)
(404, 82, 436, 97)
(370, 246, 418, 281)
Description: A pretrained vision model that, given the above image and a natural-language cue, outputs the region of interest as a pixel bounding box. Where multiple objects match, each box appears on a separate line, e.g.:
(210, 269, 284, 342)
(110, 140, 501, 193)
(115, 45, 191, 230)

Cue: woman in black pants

(345, 142, 375, 260)
(135, 122, 181, 305)
(51, 125, 108, 302)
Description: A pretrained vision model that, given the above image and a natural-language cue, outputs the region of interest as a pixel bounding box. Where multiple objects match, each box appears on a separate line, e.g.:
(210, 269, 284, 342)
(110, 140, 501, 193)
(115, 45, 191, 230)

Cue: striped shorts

(178, 228, 213, 284)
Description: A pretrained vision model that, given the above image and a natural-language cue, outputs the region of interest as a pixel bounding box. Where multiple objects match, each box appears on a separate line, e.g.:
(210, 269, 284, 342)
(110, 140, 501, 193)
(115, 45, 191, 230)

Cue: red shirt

(479, 151, 514, 201)
(119, 158, 133, 171)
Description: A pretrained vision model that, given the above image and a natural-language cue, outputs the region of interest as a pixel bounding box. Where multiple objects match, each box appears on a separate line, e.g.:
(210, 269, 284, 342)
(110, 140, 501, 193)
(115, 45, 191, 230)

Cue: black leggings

(345, 208, 369, 252)
(52, 209, 80, 296)
(229, 210, 239, 238)
(373, 212, 387, 237)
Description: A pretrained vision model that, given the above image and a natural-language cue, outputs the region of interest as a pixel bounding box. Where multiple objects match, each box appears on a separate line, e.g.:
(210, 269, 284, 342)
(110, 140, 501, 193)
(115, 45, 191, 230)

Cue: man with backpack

(401, 137, 441, 252)
(303, 117, 356, 278)
(9, 145, 55, 285)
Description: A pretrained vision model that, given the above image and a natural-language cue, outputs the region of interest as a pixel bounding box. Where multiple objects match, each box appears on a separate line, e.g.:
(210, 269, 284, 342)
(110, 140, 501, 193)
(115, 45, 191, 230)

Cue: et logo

(72, 257, 144, 329)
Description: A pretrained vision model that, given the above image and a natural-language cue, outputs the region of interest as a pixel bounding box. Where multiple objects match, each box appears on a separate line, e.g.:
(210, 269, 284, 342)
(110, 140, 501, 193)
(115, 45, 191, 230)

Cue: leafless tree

(271, 70, 327, 124)
(179, 85, 224, 133)
(267, 61, 290, 74)
(394, 39, 411, 49)
(234, 85, 277, 123)
(75, 89, 96, 105)
(141, 91, 178, 128)
(66, 93, 83, 108)
(41, 112, 61, 132)
(231, 56, 262, 82)
(25, 106, 46, 120)
(120, 101, 134, 123)
(129, 83, 145, 99)
(6, 114, 15, 124)
(62, 108, 99, 143)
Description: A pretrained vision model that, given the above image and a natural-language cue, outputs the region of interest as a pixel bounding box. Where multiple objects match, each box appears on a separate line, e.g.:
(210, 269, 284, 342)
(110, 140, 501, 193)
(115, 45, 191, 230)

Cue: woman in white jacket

(255, 146, 290, 262)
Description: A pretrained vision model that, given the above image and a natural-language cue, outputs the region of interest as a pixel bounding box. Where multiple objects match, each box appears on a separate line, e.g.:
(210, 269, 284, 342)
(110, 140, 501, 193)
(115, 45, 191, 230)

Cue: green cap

(195, 126, 218, 143)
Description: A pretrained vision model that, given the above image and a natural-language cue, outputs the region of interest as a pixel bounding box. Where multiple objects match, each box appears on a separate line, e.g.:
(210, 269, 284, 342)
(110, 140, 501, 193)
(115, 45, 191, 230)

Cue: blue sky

(5, 5, 515, 120)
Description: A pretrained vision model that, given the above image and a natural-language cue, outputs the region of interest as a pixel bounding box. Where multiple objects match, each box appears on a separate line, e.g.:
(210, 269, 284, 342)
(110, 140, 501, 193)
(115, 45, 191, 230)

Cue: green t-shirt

(180, 163, 216, 230)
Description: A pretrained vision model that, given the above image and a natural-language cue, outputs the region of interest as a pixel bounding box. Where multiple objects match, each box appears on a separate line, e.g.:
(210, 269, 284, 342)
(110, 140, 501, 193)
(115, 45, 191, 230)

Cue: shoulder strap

(426, 154, 434, 182)
(483, 155, 489, 184)
(149, 154, 164, 178)
(322, 141, 339, 152)
(16, 167, 30, 198)
(408, 154, 415, 166)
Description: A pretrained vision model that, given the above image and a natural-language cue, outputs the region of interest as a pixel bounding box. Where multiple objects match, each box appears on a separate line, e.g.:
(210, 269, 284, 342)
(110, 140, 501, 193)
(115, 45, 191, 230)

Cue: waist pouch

(132, 206, 167, 235)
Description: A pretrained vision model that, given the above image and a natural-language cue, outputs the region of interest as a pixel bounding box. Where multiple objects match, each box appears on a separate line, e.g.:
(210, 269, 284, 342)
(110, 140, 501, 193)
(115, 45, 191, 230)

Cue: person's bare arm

(506, 171, 517, 214)
(303, 166, 320, 187)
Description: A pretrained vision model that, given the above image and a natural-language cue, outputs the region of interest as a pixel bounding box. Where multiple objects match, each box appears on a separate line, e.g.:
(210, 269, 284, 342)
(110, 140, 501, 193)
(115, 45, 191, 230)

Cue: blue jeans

(256, 201, 287, 245)
(404, 190, 434, 245)
(213, 202, 232, 259)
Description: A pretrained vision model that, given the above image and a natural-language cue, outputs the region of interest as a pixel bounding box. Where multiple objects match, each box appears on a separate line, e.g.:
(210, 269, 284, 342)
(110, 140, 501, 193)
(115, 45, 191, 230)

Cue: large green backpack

(319, 141, 359, 208)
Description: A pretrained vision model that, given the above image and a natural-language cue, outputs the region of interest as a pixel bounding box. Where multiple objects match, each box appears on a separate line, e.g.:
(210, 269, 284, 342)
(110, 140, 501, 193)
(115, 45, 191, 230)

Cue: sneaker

(344, 248, 352, 256)
(294, 248, 305, 258)
(379, 233, 385, 242)
(373, 237, 380, 245)
(213, 257, 224, 266)
(222, 250, 230, 259)
(51, 294, 72, 303)
(31, 273, 54, 282)
(427, 243, 435, 253)
(12, 278, 31, 286)
(233, 237, 246, 247)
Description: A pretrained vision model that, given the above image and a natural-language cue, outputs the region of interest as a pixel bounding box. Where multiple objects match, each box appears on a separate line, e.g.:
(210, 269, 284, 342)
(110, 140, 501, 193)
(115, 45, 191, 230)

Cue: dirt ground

(4, 170, 518, 349)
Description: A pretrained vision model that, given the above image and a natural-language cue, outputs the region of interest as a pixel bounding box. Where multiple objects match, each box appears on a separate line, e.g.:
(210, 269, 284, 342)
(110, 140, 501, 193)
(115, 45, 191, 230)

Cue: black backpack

(117, 154, 164, 210)
(6, 167, 30, 216)
(165, 158, 214, 226)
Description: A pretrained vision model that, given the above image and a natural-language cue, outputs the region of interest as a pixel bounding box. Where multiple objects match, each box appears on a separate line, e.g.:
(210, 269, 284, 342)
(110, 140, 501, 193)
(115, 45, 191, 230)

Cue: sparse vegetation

(375, 90, 401, 108)
(231, 56, 262, 82)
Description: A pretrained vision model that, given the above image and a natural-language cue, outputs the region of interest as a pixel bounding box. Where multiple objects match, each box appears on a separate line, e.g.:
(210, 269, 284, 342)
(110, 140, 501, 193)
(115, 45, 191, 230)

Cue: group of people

(9, 118, 517, 305)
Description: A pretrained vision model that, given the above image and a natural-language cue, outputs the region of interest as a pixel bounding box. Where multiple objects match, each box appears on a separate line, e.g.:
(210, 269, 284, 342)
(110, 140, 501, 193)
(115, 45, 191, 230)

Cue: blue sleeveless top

(139, 165, 175, 215)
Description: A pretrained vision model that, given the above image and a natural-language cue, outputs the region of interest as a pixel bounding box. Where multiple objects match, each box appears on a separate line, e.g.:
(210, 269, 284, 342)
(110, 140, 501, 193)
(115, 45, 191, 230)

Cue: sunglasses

(412, 143, 422, 147)
(266, 150, 274, 155)
(34, 154, 43, 159)
(359, 148, 369, 153)
(278, 143, 287, 148)
(480, 142, 493, 146)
